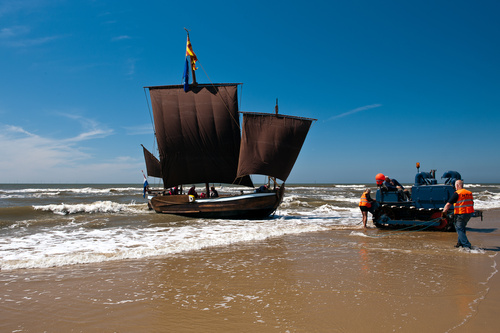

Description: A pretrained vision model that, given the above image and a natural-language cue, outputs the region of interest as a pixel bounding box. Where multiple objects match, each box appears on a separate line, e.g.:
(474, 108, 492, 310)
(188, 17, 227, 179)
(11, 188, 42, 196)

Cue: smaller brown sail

(141, 145, 162, 178)
(237, 112, 315, 182)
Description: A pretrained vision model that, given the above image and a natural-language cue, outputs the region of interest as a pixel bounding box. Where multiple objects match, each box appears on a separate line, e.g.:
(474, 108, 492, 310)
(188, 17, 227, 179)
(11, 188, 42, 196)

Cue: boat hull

(149, 186, 285, 219)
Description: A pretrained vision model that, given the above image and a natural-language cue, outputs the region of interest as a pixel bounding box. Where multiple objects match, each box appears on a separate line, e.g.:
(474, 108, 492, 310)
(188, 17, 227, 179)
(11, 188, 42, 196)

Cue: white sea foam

(1, 186, 139, 198)
(2, 183, 500, 272)
(349, 231, 372, 237)
(0, 216, 330, 271)
(332, 184, 367, 188)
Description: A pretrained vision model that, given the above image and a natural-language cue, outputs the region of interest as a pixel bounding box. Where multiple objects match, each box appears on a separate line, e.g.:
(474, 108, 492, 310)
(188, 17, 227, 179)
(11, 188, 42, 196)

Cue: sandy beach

(1, 209, 499, 332)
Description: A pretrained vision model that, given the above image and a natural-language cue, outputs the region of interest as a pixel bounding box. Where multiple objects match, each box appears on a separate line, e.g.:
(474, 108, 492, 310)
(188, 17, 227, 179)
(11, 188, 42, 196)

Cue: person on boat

(383, 176, 401, 190)
(256, 184, 269, 193)
(210, 186, 219, 198)
(384, 176, 411, 201)
(442, 180, 474, 249)
(169, 186, 179, 195)
(359, 188, 375, 228)
(188, 185, 198, 198)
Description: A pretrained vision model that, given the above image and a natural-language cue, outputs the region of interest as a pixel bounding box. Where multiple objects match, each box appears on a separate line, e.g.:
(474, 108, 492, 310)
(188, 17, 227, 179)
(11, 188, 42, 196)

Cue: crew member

(359, 188, 375, 228)
(442, 180, 474, 249)
(188, 185, 198, 198)
(384, 176, 411, 201)
(256, 184, 269, 193)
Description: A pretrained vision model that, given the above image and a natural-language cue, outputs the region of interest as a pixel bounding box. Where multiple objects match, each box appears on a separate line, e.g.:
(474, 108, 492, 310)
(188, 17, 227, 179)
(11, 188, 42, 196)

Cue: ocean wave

(280, 195, 312, 208)
(316, 195, 359, 203)
(312, 204, 358, 215)
(333, 184, 369, 188)
(0, 217, 331, 271)
(33, 201, 146, 215)
(1, 186, 140, 197)
(473, 200, 500, 210)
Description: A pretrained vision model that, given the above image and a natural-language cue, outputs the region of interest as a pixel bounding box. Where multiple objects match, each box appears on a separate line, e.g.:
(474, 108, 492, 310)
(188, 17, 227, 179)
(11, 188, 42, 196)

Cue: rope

(368, 217, 444, 237)
(197, 60, 241, 130)
(143, 87, 155, 133)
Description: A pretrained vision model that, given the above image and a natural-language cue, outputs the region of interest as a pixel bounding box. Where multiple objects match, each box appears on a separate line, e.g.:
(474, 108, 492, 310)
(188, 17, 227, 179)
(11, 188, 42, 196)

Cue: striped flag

(186, 35, 198, 71)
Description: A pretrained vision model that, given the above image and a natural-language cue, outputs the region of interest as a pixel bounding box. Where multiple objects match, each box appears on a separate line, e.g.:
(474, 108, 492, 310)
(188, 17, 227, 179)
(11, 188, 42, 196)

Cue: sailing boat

(141, 33, 315, 219)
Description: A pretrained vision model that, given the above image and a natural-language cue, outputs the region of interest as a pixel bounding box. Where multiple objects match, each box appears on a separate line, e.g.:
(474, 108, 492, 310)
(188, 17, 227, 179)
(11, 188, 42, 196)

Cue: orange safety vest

(359, 192, 371, 208)
(454, 189, 474, 215)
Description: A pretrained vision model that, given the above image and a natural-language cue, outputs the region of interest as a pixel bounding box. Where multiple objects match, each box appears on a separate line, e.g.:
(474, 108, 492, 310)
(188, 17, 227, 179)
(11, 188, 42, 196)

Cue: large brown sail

(147, 84, 253, 188)
(237, 112, 315, 182)
(141, 145, 162, 178)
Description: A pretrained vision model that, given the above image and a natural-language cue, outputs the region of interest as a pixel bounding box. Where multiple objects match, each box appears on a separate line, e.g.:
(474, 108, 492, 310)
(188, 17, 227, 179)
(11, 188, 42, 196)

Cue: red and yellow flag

(186, 36, 198, 71)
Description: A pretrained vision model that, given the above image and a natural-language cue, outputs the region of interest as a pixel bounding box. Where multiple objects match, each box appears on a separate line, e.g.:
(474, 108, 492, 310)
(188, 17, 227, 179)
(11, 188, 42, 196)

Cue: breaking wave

(33, 201, 146, 215)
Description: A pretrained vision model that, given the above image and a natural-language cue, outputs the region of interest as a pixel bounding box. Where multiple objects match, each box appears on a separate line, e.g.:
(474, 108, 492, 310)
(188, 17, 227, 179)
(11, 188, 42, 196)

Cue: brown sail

(147, 83, 253, 189)
(237, 112, 315, 182)
(141, 145, 162, 178)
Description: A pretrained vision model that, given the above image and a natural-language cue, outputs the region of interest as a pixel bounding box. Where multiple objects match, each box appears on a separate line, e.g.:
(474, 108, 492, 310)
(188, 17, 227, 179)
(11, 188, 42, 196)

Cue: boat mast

(272, 98, 279, 189)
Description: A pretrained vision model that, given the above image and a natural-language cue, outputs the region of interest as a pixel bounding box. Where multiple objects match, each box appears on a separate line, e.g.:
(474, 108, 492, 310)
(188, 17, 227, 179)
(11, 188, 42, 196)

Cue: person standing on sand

(359, 188, 375, 228)
(442, 179, 475, 249)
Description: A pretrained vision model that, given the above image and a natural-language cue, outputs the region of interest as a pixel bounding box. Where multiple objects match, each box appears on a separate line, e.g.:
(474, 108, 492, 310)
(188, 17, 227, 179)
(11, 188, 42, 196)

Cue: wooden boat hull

(149, 186, 285, 219)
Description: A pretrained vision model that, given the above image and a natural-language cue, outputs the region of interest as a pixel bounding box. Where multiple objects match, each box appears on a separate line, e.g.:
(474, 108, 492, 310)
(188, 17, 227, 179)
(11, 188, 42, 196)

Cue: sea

(2, 183, 500, 332)
(1, 183, 499, 272)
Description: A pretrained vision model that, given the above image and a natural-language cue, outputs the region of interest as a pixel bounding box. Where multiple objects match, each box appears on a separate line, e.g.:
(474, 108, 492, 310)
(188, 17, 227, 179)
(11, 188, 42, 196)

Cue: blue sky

(1, 0, 499, 184)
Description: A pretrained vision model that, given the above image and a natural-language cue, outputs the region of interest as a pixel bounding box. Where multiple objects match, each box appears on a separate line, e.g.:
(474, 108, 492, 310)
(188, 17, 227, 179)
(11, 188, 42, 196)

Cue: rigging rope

(197, 60, 242, 130)
(143, 87, 156, 137)
(367, 217, 444, 237)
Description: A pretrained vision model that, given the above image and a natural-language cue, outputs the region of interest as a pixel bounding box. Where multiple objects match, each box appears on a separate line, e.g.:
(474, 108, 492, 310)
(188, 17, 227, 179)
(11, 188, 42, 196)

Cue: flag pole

(191, 60, 197, 85)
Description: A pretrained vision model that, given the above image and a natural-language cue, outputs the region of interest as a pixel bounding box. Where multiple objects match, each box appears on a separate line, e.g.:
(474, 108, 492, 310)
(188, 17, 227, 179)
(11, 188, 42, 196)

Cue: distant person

(359, 188, 375, 228)
(188, 185, 198, 198)
(210, 186, 219, 198)
(442, 180, 474, 249)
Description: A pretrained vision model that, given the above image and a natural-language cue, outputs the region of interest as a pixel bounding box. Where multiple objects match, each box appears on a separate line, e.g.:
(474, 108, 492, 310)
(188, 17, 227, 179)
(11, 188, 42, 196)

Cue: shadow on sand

(468, 227, 497, 233)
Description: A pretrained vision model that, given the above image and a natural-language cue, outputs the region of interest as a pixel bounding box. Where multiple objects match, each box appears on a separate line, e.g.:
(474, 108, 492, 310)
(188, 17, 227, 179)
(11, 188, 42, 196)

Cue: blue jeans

(454, 213, 472, 248)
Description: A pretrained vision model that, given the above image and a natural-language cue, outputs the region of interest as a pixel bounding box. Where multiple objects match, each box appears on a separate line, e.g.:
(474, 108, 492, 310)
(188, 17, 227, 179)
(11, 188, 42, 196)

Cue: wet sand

(1, 210, 499, 332)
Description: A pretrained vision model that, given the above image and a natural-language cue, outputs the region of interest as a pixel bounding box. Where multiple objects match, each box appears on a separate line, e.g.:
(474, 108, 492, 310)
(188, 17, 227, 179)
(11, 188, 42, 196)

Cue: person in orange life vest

(442, 180, 474, 248)
(359, 188, 375, 228)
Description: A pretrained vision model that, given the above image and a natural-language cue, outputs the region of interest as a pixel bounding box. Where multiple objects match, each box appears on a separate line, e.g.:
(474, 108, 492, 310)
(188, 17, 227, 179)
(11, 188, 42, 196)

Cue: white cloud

(57, 113, 114, 142)
(0, 125, 89, 181)
(124, 124, 153, 135)
(112, 35, 131, 41)
(0, 118, 141, 183)
(0, 26, 30, 38)
(328, 104, 382, 121)
(0, 24, 63, 48)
